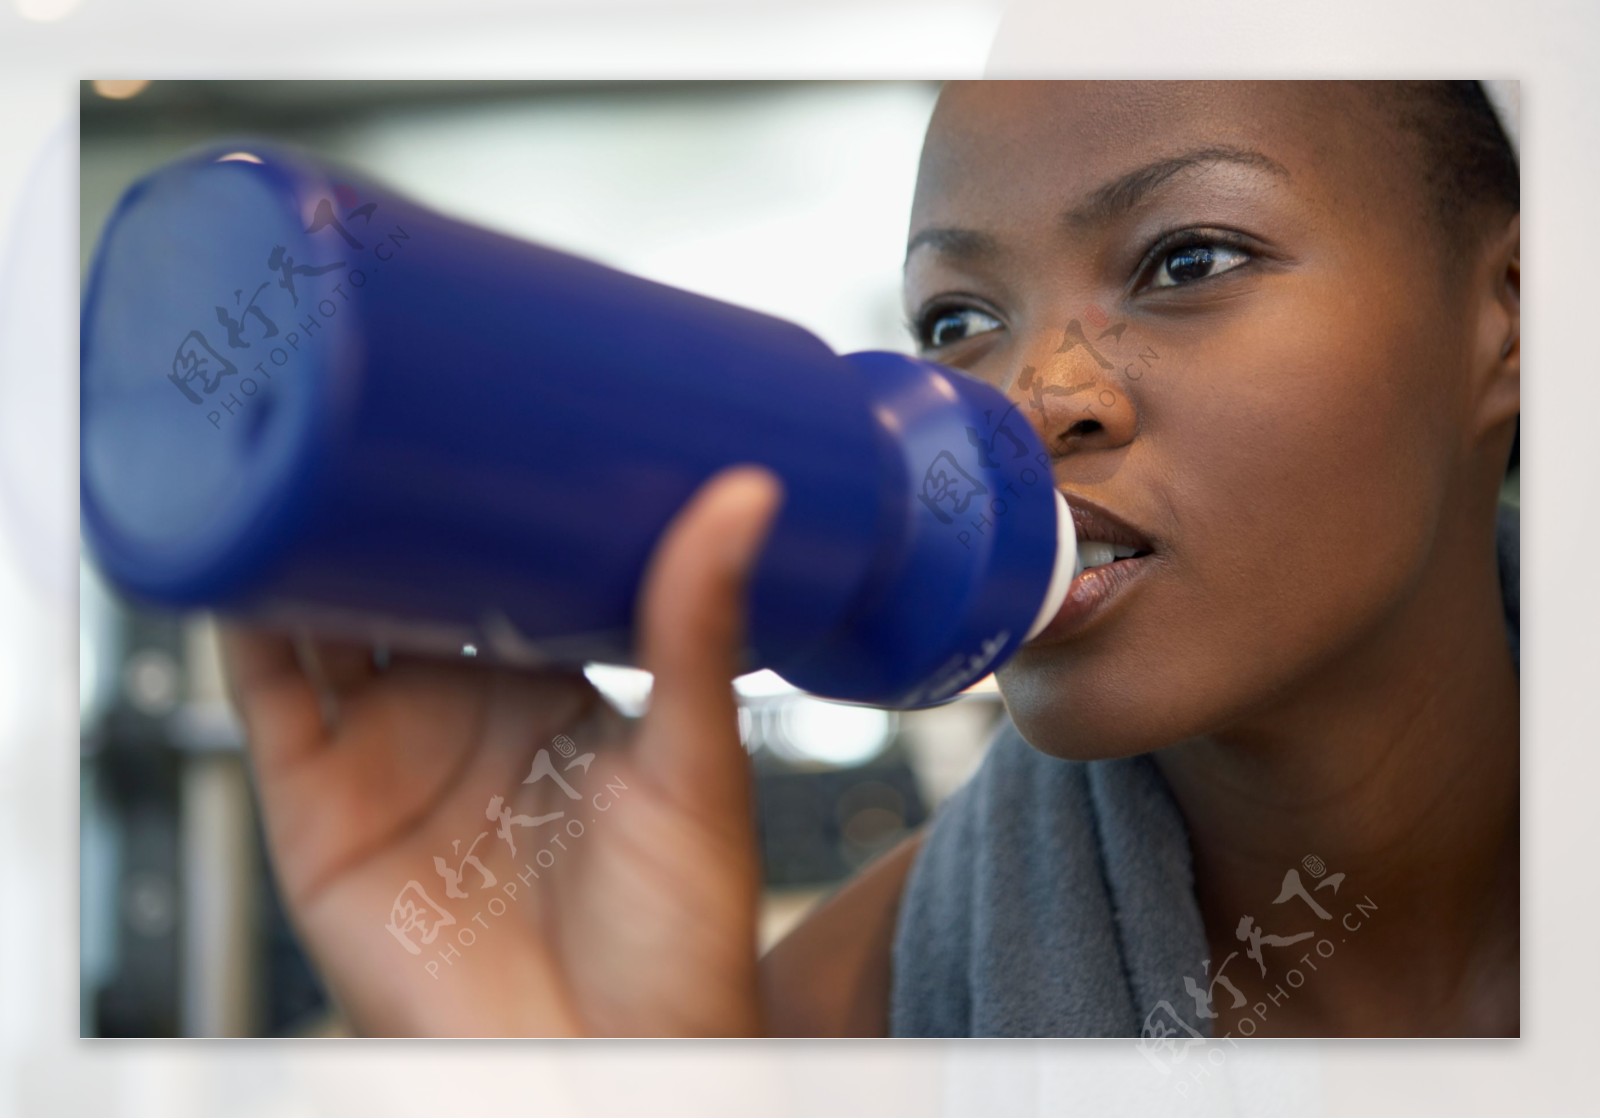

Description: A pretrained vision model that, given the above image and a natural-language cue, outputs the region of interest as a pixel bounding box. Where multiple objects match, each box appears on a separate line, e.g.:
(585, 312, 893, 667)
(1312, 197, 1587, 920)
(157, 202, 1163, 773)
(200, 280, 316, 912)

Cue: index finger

(216, 620, 330, 774)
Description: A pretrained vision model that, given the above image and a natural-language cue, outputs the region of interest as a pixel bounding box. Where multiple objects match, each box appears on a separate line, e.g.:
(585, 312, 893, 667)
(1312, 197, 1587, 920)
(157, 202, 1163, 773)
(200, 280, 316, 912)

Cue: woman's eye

(920, 306, 1003, 349)
(1150, 241, 1252, 288)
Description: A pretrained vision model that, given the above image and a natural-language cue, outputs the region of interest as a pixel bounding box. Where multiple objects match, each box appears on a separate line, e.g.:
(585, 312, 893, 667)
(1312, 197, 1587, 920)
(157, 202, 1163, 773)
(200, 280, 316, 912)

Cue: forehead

(911, 81, 1398, 229)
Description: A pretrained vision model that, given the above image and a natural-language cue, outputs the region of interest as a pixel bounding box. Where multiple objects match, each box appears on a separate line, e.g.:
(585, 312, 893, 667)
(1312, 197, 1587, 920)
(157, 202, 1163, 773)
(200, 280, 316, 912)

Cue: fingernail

(723, 467, 784, 567)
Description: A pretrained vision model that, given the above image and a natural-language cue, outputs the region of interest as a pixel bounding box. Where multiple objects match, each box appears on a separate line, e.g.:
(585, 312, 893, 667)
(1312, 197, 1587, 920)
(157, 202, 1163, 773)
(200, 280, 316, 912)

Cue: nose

(1008, 316, 1138, 455)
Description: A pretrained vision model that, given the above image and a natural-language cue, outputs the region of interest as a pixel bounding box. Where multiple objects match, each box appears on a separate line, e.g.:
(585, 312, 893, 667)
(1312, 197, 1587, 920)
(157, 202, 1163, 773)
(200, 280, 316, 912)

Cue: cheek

(1158, 307, 1454, 677)
(999, 304, 1459, 761)
(1172, 307, 1452, 582)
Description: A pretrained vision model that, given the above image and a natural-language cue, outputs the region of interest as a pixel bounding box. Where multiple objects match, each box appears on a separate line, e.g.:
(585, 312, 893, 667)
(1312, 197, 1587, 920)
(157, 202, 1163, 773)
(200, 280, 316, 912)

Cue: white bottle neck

(1024, 488, 1081, 642)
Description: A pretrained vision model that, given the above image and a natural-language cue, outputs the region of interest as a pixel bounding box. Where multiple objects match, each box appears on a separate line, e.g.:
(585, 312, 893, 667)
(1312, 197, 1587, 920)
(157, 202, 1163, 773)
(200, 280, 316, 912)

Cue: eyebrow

(903, 145, 1290, 266)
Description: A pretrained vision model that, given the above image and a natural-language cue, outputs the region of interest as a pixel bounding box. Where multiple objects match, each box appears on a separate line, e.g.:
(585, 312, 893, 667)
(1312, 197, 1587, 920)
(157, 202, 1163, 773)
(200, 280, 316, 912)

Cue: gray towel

(889, 502, 1520, 1037)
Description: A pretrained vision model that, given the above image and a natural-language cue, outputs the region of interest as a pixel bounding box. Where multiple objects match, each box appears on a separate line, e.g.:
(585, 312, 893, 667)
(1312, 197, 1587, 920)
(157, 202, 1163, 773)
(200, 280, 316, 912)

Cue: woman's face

(904, 81, 1498, 759)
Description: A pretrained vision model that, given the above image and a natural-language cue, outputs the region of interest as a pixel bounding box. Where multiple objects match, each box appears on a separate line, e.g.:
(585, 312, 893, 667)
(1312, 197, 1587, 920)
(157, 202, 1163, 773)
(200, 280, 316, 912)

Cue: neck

(1152, 500, 1519, 1032)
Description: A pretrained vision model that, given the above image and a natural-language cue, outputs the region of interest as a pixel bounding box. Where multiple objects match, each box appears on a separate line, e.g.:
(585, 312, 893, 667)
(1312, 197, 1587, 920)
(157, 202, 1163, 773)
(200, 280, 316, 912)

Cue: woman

(221, 80, 1520, 1037)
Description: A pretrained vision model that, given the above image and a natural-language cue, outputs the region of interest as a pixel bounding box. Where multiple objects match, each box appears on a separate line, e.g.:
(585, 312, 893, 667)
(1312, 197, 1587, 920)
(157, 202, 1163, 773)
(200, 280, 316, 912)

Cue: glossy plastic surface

(80, 141, 1066, 706)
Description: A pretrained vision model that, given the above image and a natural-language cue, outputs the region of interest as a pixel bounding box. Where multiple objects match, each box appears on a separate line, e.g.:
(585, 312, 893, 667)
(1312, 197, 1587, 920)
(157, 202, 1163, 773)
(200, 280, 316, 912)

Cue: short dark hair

(1372, 81, 1520, 477)
(1377, 80, 1520, 248)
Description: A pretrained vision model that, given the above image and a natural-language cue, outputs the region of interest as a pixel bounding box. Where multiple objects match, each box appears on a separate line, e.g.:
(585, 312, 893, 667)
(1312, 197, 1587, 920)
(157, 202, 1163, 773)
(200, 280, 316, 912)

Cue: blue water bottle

(80, 141, 1078, 708)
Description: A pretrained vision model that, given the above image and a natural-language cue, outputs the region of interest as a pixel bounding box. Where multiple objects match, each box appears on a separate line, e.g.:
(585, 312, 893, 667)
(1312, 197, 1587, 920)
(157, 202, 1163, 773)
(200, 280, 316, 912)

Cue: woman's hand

(219, 466, 784, 1036)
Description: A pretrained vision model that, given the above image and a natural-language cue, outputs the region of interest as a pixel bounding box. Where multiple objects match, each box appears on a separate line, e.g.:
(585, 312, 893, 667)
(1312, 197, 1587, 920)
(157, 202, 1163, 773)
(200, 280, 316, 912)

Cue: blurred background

(75, 78, 1018, 1038)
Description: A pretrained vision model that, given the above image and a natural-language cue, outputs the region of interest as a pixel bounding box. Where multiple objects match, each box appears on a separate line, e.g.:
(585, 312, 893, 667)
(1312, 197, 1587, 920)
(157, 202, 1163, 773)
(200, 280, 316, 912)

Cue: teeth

(1078, 540, 1141, 571)
(1079, 541, 1115, 569)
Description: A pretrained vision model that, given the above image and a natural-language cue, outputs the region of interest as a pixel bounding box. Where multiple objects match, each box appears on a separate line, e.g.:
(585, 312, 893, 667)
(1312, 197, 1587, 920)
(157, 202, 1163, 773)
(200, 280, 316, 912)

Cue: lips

(1067, 498, 1155, 557)
(1028, 494, 1158, 647)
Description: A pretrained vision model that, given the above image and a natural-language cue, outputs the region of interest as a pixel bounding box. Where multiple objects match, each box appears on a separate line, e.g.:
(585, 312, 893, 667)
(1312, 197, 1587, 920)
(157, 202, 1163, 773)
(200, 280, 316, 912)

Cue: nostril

(1064, 417, 1103, 442)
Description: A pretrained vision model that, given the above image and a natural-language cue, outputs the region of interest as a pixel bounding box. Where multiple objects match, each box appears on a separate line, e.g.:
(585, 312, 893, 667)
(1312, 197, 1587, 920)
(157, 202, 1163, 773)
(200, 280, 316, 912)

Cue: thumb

(634, 465, 784, 819)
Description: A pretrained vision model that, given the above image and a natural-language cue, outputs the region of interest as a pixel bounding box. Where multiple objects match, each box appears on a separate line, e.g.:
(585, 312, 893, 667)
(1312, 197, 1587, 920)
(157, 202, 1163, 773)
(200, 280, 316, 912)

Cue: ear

(1470, 212, 1519, 437)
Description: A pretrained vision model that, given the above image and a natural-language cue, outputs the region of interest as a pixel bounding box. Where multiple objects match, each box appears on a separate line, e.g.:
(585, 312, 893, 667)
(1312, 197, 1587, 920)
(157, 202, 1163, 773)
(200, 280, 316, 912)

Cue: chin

(994, 658, 1186, 763)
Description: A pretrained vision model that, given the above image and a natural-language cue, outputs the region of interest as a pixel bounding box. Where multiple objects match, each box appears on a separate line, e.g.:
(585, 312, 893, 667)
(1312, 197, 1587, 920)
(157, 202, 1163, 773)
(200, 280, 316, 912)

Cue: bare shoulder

(759, 825, 927, 1037)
